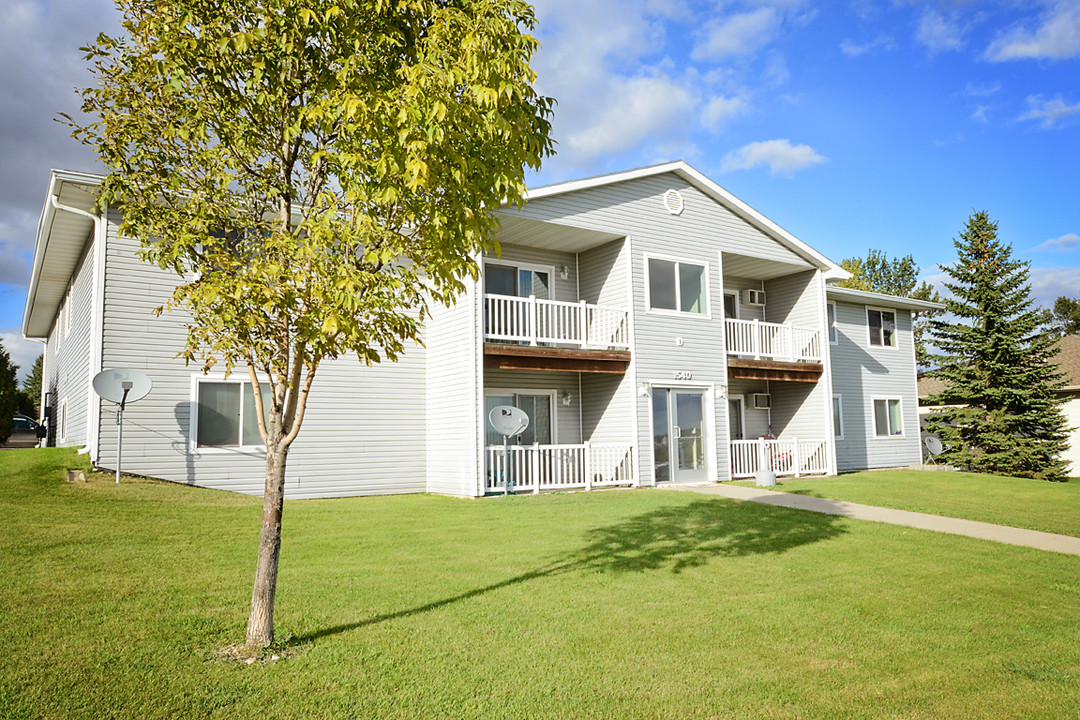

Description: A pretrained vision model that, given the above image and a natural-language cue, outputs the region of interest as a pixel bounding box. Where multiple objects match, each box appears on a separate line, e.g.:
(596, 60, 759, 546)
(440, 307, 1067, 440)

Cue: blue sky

(1, 0, 1078, 379)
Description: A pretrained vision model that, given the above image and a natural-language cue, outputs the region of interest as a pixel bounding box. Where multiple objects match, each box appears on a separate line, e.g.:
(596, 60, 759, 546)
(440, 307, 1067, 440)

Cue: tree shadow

(299, 497, 845, 643)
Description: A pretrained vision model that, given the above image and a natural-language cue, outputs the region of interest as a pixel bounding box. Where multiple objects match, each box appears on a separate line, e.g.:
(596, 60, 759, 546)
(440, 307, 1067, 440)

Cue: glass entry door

(652, 388, 709, 483)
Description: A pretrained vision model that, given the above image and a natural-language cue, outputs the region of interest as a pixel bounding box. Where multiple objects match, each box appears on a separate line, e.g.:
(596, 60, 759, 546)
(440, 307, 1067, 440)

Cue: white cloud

(566, 76, 697, 158)
(720, 139, 827, 177)
(1, 330, 42, 383)
(962, 82, 1001, 98)
(985, 0, 1080, 61)
(693, 8, 781, 60)
(971, 104, 990, 122)
(701, 95, 751, 132)
(840, 35, 897, 57)
(1033, 233, 1080, 252)
(916, 9, 966, 55)
(1028, 266, 1080, 308)
(1018, 94, 1080, 129)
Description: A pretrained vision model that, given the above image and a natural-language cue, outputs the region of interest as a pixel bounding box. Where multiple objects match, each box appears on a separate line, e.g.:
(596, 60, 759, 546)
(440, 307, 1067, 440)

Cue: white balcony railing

(725, 318, 821, 362)
(485, 442, 635, 493)
(484, 294, 630, 350)
(730, 438, 829, 478)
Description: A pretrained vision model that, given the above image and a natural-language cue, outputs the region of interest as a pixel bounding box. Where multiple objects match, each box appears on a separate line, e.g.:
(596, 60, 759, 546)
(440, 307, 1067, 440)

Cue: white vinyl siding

(828, 299, 922, 471)
(98, 209, 429, 499)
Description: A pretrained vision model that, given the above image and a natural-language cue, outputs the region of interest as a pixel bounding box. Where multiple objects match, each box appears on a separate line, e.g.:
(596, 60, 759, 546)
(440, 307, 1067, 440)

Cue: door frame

(727, 395, 746, 441)
(647, 382, 715, 485)
(483, 388, 559, 445)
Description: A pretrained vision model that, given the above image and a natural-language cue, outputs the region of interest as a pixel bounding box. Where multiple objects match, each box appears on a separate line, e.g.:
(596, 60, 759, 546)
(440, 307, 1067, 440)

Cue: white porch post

(531, 443, 540, 494)
(793, 437, 801, 477)
(579, 300, 588, 348)
(752, 318, 761, 359)
(785, 322, 794, 362)
(528, 295, 538, 346)
(584, 441, 592, 491)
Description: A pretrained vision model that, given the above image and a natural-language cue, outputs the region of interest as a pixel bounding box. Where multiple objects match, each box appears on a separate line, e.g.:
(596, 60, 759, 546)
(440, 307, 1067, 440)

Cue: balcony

(484, 442, 636, 494)
(483, 294, 631, 374)
(730, 438, 829, 478)
(724, 318, 823, 383)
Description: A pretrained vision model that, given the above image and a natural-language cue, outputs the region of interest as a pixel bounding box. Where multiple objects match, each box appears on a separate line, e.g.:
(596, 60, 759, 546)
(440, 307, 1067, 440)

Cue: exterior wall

(721, 275, 766, 322)
(426, 281, 482, 496)
(96, 211, 428, 499)
(580, 373, 635, 444)
(41, 230, 96, 449)
(1059, 393, 1080, 477)
(829, 300, 922, 471)
(578, 238, 629, 308)
(484, 369, 582, 444)
(727, 379, 771, 439)
(483, 244, 578, 301)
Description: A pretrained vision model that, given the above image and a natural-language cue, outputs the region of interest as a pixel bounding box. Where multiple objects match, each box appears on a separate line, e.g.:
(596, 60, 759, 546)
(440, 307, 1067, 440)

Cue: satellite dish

(92, 369, 152, 484)
(93, 369, 152, 405)
(488, 405, 529, 437)
(924, 435, 943, 456)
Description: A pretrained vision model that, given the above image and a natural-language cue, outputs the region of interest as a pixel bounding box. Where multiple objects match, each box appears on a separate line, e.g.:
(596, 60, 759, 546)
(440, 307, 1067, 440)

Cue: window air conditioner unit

(743, 289, 766, 306)
(753, 393, 772, 410)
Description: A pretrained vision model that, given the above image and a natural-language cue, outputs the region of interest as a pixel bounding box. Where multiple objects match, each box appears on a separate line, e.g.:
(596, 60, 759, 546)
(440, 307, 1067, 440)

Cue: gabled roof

(23, 170, 105, 339)
(918, 334, 1080, 398)
(826, 285, 945, 313)
(522, 161, 850, 280)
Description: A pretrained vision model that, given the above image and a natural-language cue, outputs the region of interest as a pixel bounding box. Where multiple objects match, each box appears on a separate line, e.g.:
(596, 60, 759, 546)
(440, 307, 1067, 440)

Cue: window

(832, 394, 844, 438)
(195, 380, 270, 448)
(873, 398, 903, 437)
(64, 285, 72, 337)
(58, 399, 68, 443)
(647, 257, 707, 314)
(827, 302, 837, 344)
(484, 263, 552, 300)
(867, 308, 896, 347)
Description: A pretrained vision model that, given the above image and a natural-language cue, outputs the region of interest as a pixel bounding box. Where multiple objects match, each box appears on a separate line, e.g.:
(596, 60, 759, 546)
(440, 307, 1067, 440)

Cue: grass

(1, 448, 1079, 719)
(733, 470, 1080, 537)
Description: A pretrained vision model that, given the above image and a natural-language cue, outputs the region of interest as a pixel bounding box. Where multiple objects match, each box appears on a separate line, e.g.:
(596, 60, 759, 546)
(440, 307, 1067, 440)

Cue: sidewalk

(668, 482, 1080, 557)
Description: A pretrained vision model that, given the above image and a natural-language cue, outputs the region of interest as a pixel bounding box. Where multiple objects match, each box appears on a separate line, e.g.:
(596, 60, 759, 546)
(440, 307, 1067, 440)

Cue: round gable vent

(663, 189, 684, 216)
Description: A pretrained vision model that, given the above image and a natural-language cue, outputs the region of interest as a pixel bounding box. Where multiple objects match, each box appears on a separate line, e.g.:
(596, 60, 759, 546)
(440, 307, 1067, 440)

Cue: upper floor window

(827, 302, 837, 344)
(647, 257, 707, 315)
(867, 307, 896, 347)
(195, 379, 270, 448)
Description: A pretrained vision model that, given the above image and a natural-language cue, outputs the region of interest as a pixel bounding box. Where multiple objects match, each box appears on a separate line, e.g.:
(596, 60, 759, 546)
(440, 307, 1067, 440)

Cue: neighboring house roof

(23, 169, 105, 339)
(918, 334, 1080, 399)
(519, 160, 851, 282)
(825, 285, 945, 313)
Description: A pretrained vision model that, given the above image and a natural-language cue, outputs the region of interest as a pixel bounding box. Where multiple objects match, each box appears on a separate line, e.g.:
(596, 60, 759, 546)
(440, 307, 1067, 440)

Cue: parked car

(5, 414, 44, 449)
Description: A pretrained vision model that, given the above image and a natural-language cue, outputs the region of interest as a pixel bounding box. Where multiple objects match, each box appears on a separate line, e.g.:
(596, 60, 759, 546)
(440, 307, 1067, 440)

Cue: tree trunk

(245, 443, 288, 648)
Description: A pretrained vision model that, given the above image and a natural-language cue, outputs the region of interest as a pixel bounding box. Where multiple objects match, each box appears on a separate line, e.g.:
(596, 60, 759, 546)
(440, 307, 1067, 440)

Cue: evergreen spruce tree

(926, 211, 1070, 481)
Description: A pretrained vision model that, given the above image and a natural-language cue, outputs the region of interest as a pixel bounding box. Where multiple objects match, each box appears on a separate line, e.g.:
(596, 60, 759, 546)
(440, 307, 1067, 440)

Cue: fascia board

(826, 285, 946, 312)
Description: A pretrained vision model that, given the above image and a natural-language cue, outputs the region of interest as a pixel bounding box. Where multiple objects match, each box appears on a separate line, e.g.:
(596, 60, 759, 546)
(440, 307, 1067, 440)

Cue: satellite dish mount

(487, 405, 530, 496)
(92, 369, 152, 483)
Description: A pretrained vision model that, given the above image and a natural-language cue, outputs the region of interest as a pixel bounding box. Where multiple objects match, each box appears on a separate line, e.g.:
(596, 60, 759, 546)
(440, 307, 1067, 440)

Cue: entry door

(728, 398, 744, 440)
(652, 388, 709, 483)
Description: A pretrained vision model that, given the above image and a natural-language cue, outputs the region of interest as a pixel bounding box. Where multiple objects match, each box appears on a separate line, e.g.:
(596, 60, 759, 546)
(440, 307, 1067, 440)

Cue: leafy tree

(837, 249, 943, 366)
(0, 343, 18, 444)
(73, 0, 552, 647)
(925, 211, 1069, 481)
(20, 355, 43, 417)
(1050, 296, 1080, 336)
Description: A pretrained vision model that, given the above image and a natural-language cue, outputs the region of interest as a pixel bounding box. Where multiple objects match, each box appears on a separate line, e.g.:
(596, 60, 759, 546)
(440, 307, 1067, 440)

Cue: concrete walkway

(667, 482, 1080, 557)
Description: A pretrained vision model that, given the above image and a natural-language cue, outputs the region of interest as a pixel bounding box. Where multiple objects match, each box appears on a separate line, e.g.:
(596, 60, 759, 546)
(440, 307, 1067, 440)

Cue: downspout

(49, 194, 105, 465)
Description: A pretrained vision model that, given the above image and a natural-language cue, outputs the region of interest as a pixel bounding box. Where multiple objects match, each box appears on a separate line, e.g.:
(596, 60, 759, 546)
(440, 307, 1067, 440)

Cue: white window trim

(827, 302, 838, 345)
(482, 260, 559, 301)
(866, 306, 898, 349)
(483, 388, 559, 444)
(643, 253, 712, 319)
(870, 396, 905, 439)
(832, 393, 844, 439)
(189, 374, 270, 454)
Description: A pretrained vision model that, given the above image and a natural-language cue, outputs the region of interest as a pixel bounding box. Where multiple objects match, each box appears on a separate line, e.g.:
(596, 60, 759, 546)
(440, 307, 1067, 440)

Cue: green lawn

(734, 470, 1080, 537)
(2, 449, 1079, 719)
